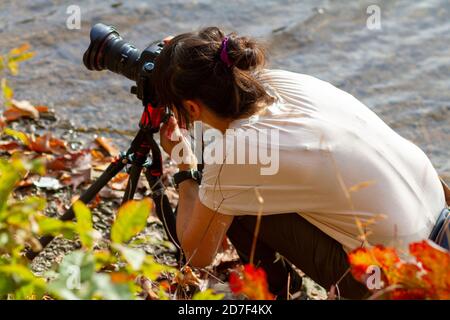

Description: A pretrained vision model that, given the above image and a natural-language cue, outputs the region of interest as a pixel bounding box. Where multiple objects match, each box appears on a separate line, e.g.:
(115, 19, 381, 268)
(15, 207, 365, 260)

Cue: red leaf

(229, 264, 274, 300)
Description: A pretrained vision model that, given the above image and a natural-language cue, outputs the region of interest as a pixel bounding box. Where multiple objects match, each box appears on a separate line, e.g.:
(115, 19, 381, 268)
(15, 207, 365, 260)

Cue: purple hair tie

(220, 37, 232, 67)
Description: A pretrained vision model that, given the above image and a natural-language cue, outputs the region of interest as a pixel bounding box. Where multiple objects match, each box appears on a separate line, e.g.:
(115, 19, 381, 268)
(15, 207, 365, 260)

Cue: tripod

(26, 104, 180, 260)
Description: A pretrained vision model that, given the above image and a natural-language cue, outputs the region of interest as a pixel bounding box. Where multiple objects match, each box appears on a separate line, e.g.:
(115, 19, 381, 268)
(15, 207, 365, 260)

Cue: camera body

(83, 23, 164, 109)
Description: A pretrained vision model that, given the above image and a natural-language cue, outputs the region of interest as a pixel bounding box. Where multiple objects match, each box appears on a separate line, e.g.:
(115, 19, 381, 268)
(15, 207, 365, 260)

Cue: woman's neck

(205, 116, 232, 134)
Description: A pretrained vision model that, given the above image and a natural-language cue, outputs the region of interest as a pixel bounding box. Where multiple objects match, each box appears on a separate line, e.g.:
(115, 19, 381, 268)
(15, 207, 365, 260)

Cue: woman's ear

(182, 100, 202, 121)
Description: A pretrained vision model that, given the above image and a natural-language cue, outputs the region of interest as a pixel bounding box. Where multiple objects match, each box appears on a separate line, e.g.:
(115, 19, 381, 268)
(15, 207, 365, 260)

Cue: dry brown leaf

(174, 266, 201, 289)
(109, 172, 129, 190)
(17, 174, 39, 187)
(136, 276, 160, 300)
(29, 133, 67, 154)
(0, 117, 5, 130)
(34, 105, 49, 113)
(47, 151, 89, 171)
(3, 99, 39, 121)
(95, 136, 119, 157)
(88, 194, 101, 209)
(0, 141, 22, 153)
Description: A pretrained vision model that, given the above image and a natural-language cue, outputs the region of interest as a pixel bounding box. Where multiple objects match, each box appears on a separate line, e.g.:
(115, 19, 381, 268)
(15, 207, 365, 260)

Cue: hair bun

(226, 35, 265, 71)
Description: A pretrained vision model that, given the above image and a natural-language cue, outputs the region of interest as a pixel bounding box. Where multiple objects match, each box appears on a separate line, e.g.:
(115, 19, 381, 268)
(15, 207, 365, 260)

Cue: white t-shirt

(198, 69, 446, 251)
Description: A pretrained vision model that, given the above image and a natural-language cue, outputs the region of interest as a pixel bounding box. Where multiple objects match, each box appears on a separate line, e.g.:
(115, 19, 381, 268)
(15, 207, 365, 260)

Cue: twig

(250, 188, 264, 265)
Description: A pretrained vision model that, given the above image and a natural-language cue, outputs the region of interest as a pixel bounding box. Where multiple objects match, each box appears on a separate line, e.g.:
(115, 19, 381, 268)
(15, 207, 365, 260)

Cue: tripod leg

(145, 171, 180, 248)
(121, 163, 142, 205)
(26, 159, 127, 260)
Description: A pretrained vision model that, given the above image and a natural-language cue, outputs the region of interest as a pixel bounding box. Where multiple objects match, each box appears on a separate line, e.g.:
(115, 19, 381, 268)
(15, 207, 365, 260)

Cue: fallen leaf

(88, 194, 101, 209)
(174, 266, 201, 289)
(111, 272, 136, 284)
(110, 172, 129, 190)
(47, 151, 90, 171)
(136, 276, 160, 300)
(17, 174, 39, 187)
(34, 106, 49, 113)
(95, 137, 119, 157)
(3, 99, 39, 121)
(29, 133, 67, 154)
(0, 141, 22, 153)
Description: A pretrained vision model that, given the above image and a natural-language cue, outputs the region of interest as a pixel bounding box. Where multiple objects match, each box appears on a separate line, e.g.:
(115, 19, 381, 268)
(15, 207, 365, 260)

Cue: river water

(0, 0, 449, 180)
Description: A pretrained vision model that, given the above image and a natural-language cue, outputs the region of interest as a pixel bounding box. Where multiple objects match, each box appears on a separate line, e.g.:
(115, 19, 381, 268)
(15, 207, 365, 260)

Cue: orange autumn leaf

(409, 240, 450, 299)
(91, 149, 107, 162)
(110, 172, 129, 191)
(110, 272, 136, 284)
(229, 264, 274, 300)
(390, 288, 428, 300)
(348, 247, 379, 282)
(29, 133, 67, 154)
(34, 105, 49, 113)
(9, 43, 31, 55)
(348, 240, 450, 300)
(348, 245, 399, 284)
(371, 246, 401, 270)
(88, 194, 102, 209)
(95, 136, 119, 157)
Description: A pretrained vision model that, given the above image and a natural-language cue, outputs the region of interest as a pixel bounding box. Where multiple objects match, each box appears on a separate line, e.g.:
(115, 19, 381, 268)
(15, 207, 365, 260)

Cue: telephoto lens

(83, 23, 141, 81)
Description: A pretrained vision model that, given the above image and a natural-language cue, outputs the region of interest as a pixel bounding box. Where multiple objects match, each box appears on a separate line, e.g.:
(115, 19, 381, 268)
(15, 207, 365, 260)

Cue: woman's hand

(160, 116, 197, 170)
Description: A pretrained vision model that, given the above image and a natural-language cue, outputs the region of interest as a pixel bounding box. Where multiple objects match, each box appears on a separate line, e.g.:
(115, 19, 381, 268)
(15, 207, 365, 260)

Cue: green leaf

(140, 256, 172, 281)
(0, 159, 23, 213)
(0, 264, 47, 299)
(37, 216, 76, 238)
(192, 289, 224, 300)
(0, 264, 37, 281)
(1, 78, 13, 103)
(47, 250, 96, 300)
(3, 128, 30, 146)
(48, 250, 134, 300)
(7, 61, 18, 76)
(111, 199, 152, 244)
(93, 250, 117, 271)
(113, 244, 146, 270)
(73, 201, 94, 250)
(92, 273, 134, 300)
(0, 274, 15, 299)
(9, 52, 35, 64)
(7, 195, 46, 216)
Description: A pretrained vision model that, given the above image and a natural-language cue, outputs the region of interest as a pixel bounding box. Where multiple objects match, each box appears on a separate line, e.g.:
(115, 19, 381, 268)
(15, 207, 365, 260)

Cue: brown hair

(152, 27, 274, 127)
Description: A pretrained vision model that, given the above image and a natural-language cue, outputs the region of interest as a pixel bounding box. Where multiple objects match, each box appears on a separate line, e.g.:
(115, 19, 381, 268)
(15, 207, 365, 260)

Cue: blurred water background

(0, 0, 449, 179)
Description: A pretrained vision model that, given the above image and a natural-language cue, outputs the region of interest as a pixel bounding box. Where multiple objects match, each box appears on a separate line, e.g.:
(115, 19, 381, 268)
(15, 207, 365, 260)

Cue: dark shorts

(226, 213, 369, 299)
